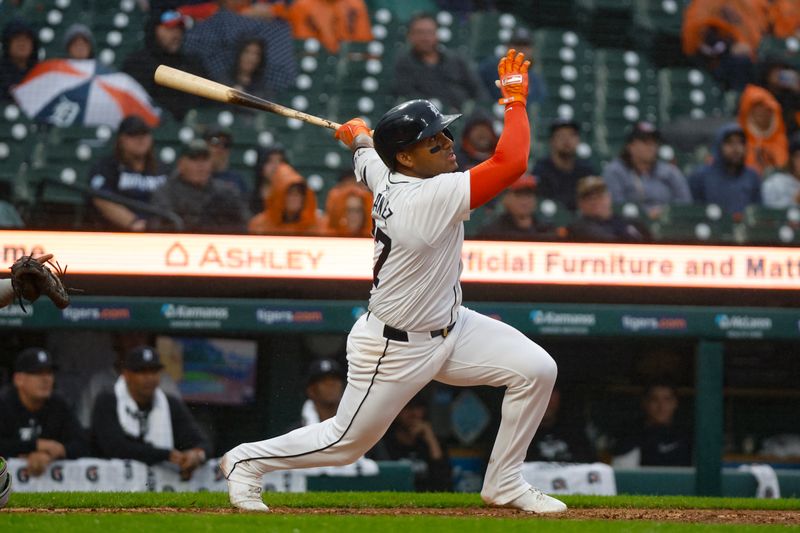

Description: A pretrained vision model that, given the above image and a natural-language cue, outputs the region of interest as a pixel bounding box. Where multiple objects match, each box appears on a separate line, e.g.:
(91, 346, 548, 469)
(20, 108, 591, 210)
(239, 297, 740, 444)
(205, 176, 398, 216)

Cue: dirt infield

(6, 507, 800, 524)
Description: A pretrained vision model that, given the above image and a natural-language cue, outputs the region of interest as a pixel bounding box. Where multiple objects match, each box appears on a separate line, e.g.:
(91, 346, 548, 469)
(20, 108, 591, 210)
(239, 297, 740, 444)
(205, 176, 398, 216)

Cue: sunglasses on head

(207, 136, 231, 148)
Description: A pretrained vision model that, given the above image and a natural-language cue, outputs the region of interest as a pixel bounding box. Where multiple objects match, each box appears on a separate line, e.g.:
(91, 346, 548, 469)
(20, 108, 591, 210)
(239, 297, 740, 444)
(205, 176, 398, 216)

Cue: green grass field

(2, 492, 800, 532)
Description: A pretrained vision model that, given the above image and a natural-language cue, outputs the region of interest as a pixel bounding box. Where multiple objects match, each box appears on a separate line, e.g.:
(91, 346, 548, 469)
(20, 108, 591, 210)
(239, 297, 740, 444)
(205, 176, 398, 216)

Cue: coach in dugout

(0, 348, 89, 476)
(90, 346, 212, 480)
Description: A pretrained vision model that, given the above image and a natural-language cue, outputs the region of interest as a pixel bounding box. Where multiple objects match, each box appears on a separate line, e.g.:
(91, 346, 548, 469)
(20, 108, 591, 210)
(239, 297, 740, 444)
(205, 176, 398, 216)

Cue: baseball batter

(221, 50, 565, 514)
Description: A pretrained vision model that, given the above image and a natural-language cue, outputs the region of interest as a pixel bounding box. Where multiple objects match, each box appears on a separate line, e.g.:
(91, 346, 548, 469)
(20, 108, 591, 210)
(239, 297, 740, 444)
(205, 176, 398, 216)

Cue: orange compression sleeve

(468, 102, 530, 209)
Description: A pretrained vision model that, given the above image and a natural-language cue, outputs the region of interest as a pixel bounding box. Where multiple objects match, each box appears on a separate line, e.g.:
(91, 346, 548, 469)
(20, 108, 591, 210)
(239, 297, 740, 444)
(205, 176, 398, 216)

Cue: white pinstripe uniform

(222, 147, 558, 506)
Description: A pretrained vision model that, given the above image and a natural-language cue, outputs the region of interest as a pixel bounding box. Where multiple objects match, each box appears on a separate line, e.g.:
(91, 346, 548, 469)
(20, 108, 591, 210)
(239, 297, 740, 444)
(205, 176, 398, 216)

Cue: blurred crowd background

(1, 0, 799, 246)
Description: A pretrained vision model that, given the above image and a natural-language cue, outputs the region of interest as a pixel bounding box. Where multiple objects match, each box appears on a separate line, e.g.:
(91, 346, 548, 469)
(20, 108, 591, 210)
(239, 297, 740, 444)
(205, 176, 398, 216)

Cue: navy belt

(382, 321, 456, 342)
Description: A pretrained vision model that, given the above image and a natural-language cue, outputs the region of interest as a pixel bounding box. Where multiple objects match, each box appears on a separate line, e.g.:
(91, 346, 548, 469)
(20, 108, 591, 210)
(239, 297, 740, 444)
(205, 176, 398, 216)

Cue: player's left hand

(335, 118, 372, 147)
(496, 49, 531, 106)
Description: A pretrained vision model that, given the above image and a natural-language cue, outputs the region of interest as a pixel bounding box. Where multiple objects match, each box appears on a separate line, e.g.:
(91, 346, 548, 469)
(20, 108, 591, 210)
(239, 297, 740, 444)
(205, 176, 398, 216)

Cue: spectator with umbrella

(11, 58, 159, 129)
(183, 0, 297, 96)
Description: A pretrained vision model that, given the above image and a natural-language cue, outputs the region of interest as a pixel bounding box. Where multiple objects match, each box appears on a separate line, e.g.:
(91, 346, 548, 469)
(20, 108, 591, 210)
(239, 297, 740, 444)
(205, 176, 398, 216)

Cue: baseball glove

(10, 254, 73, 312)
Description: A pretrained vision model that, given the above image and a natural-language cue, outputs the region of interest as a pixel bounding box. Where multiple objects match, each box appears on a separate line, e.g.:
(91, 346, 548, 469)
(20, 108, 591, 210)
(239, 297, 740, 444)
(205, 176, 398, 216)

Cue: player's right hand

(496, 49, 531, 106)
(335, 118, 372, 146)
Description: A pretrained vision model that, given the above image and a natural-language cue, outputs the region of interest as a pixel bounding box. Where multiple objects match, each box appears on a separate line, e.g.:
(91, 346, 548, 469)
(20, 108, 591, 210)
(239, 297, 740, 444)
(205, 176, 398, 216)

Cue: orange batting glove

(496, 48, 531, 106)
(335, 118, 372, 146)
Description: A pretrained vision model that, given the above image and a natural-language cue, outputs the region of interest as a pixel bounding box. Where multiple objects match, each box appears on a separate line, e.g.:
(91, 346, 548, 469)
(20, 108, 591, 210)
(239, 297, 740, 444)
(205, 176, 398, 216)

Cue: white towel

(114, 376, 174, 450)
(300, 399, 320, 426)
(738, 464, 781, 498)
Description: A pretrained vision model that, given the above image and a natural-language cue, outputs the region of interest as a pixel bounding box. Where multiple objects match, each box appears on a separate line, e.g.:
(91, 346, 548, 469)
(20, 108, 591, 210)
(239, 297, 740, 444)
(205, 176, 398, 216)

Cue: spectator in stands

(534, 118, 595, 211)
(0, 348, 89, 476)
(91, 346, 212, 479)
(0, 199, 23, 228)
(392, 12, 488, 113)
(150, 139, 249, 233)
(122, 10, 209, 121)
(455, 110, 498, 171)
(738, 84, 789, 176)
(202, 127, 247, 195)
(602, 122, 691, 220)
(477, 174, 554, 240)
(478, 26, 547, 106)
(323, 182, 373, 237)
(688, 123, 761, 217)
(248, 162, 322, 235)
(681, 0, 761, 91)
(249, 144, 288, 215)
(757, 57, 800, 137)
(612, 383, 692, 467)
(285, 0, 373, 54)
(183, 0, 297, 96)
(378, 389, 451, 492)
(762, 136, 800, 209)
(88, 115, 169, 231)
(221, 37, 270, 100)
(526, 385, 597, 463)
(0, 18, 39, 101)
(62, 23, 94, 60)
(568, 176, 650, 242)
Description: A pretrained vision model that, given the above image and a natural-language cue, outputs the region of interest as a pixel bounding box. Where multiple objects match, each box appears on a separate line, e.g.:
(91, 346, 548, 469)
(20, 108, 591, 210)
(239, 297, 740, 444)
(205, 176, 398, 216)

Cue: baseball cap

(118, 115, 151, 136)
(508, 27, 532, 46)
(159, 10, 185, 28)
(576, 175, 608, 199)
(15, 347, 57, 373)
(549, 117, 580, 137)
(508, 173, 537, 192)
(627, 121, 661, 143)
(181, 139, 211, 159)
(306, 358, 344, 386)
(123, 345, 164, 372)
(203, 127, 233, 148)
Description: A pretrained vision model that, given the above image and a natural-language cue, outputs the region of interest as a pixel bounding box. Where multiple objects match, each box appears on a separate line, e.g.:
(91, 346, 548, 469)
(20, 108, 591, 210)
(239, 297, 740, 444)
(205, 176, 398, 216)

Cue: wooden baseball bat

(154, 64, 342, 130)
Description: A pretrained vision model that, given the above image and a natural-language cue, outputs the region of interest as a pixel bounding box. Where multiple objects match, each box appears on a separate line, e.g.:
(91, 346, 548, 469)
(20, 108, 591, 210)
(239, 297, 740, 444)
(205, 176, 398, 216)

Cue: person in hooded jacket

(688, 123, 761, 217)
(455, 111, 499, 171)
(249, 144, 288, 215)
(0, 18, 39, 101)
(62, 23, 95, 60)
(248, 163, 322, 235)
(322, 182, 373, 237)
(121, 10, 209, 120)
(738, 83, 789, 175)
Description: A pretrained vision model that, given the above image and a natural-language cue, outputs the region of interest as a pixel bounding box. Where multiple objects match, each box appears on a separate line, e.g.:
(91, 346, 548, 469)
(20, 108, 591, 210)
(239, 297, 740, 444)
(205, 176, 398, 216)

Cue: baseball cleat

(503, 488, 567, 514)
(227, 480, 269, 512)
(220, 454, 269, 512)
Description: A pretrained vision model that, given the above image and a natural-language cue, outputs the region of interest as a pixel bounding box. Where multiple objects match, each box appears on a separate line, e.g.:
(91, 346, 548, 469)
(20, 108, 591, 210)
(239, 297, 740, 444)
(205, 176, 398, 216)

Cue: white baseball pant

(223, 306, 557, 505)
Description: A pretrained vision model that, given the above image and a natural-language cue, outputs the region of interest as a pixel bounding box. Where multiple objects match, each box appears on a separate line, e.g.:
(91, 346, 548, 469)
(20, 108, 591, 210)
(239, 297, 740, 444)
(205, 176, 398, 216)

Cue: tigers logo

(587, 471, 600, 484)
(551, 477, 567, 491)
(85, 465, 99, 482)
(17, 467, 30, 483)
(50, 465, 64, 482)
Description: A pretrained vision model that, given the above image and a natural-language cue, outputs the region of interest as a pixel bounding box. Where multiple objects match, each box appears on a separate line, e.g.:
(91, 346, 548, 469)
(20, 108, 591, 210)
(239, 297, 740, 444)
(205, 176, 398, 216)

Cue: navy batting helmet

(373, 100, 461, 170)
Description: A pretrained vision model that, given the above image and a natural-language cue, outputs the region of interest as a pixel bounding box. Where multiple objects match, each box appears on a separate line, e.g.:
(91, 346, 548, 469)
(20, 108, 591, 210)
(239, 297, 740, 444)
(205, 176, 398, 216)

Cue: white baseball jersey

(354, 147, 471, 331)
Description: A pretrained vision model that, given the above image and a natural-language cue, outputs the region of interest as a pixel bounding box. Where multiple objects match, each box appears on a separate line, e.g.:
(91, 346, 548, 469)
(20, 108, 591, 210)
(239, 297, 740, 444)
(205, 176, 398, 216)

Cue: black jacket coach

(0, 387, 89, 459)
(90, 391, 213, 465)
